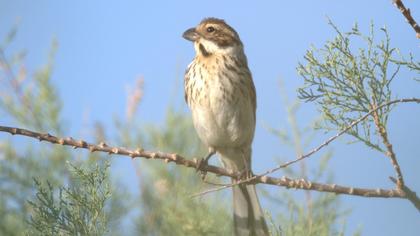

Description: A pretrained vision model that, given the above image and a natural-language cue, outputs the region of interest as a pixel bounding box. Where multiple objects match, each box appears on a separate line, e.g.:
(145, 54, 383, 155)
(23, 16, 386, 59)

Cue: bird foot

(236, 169, 253, 181)
(196, 158, 209, 180)
(196, 149, 216, 180)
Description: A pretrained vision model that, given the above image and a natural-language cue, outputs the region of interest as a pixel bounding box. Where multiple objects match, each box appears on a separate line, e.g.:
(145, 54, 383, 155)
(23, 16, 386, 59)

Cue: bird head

(183, 18, 243, 57)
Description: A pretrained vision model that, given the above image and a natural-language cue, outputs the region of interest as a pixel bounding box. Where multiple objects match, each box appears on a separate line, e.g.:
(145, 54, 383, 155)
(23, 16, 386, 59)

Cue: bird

(183, 17, 269, 236)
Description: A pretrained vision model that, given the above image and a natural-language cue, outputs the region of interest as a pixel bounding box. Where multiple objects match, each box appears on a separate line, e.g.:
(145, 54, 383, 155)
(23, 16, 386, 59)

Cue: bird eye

(206, 26, 215, 33)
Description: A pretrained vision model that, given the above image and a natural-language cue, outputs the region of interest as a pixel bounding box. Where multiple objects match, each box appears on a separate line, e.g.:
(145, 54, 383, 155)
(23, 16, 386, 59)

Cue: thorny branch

(227, 98, 420, 189)
(393, 0, 420, 38)
(1, 97, 420, 209)
(371, 102, 404, 189)
(0, 125, 410, 200)
(390, 177, 420, 211)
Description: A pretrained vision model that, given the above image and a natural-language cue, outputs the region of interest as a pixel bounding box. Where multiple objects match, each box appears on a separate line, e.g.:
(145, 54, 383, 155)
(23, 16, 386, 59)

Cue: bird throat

(199, 43, 211, 57)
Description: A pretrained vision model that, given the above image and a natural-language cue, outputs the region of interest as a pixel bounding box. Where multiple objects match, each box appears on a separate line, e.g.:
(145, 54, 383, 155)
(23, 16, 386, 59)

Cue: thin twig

(0, 125, 411, 199)
(0, 124, 235, 176)
(390, 177, 420, 211)
(230, 98, 420, 188)
(371, 102, 404, 189)
(191, 175, 407, 199)
(393, 0, 420, 39)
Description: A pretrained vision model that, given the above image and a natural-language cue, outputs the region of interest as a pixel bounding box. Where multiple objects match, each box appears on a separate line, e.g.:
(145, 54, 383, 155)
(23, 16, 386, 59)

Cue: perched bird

(183, 18, 269, 236)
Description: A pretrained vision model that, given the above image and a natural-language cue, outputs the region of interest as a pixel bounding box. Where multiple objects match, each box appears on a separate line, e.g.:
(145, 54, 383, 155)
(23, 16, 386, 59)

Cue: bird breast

(185, 55, 255, 148)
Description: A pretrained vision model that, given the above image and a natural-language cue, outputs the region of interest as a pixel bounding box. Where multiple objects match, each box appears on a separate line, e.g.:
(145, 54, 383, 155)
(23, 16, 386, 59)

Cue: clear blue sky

(1, 0, 419, 235)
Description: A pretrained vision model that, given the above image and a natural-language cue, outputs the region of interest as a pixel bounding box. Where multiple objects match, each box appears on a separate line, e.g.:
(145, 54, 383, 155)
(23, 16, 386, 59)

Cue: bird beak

(183, 28, 199, 41)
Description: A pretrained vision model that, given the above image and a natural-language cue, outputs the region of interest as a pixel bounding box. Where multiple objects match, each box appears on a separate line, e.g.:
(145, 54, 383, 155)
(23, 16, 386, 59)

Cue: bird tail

(219, 148, 269, 236)
(233, 183, 269, 236)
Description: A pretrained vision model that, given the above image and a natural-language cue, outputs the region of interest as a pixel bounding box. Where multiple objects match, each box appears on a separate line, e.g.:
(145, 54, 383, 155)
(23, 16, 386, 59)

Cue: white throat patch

(194, 38, 236, 56)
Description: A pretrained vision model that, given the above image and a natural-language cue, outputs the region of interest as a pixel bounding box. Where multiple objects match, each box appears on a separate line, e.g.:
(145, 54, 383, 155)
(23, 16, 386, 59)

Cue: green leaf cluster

(297, 21, 418, 151)
(27, 162, 111, 236)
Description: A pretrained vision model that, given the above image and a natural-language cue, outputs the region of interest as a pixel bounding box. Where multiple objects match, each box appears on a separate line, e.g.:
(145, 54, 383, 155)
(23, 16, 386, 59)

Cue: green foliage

(117, 108, 233, 235)
(392, 53, 420, 82)
(297, 21, 406, 152)
(264, 82, 360, 236)
(0, 27, 69, 235)
(0, 28, 127, 235)
(293, 19, 419, 235)
(6, 19, 416, 235)
(27, 162, 111, 236)
(0, 34, 62, 133)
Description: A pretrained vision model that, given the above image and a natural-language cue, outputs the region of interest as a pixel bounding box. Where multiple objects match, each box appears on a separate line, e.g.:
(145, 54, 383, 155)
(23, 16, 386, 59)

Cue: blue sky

(1, 0, 420, 235)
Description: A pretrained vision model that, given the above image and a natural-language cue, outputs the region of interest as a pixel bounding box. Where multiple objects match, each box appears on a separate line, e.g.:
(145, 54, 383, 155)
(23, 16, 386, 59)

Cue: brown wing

(248, 76, 257, 119)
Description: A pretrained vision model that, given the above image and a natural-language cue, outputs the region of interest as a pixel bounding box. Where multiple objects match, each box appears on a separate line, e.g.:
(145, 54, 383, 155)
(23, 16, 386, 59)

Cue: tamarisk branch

(393, 0, 420, 38)
(232, 98, 420, 187)
(0, 124, 417, 203)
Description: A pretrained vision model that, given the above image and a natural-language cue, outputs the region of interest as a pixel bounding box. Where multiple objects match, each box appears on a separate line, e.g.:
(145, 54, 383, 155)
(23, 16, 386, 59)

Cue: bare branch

(0, 125, 234, 178)
(0, 125, 411, 200)
(239, 98, 420, 185)
(393, 0, 420, 38)
(192, 175, 407, 199)
(371, 102, 404, 189)
(390, 177, 420, 211)
(1, 98, 419, 203)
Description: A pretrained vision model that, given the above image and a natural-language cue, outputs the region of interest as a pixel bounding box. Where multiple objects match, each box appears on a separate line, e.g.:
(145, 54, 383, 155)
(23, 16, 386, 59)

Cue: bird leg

(196, 148, 216, 180)
(237, 169, 253, 181)
(241, 155, 253, 180)
(235, 166, 254, 181)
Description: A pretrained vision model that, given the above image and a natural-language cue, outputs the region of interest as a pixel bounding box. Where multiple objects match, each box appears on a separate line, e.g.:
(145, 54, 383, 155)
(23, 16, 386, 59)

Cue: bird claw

(196, 149, 216, 181)
(196, 158, 209, 180)
(236, 168, 253, 181)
